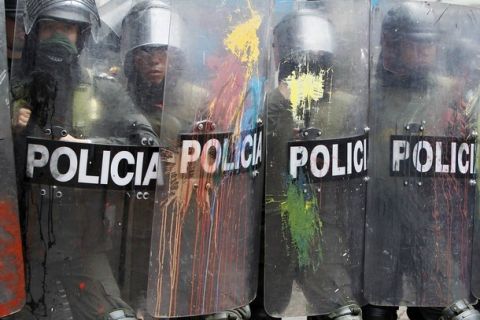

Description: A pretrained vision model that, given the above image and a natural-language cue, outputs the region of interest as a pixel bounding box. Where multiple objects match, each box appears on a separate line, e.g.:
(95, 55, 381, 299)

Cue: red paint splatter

(152, 26, 258, 317)
(0, 201, 25, 317)
(79, 282, 86, 290)
(206, 54, 247, 131)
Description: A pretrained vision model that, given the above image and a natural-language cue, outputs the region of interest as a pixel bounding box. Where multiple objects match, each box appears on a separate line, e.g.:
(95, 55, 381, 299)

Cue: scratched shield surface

(146, 0, 270, 317)
(0, 0, 25, 316)
(469, 9, 480, 301)
(365, 0, 480, 307)
(263, 0, 369, 317)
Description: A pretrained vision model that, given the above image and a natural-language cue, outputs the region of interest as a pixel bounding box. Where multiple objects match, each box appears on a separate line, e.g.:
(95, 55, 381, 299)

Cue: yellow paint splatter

(286, 71, 325, 112)
(219, 3, 262, 133)
(224, 10, 261, 73)
(285, 69, 333, 122)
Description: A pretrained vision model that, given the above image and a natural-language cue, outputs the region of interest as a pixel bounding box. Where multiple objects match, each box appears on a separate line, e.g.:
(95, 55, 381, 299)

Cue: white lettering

(50, 147, 78, 182)
(435, 142, 449, 173)
(201, 139, 222, 174)
(26, 144, 49, 178)
(289, 146, 308, 179)
(392, 140, 410, 172)
(180, 140, 201, 174)
(412, 141, 433, 173)
(332, 144, 346, 176)
(354, 140, 364, 173)
(310, 145, 330, 178)
(78, 149, 99, 184)
(143, 152, 159, 186)
(458, 143, 469, 174)
(110, 151, 134, 186)
(241, 134, 253, 169)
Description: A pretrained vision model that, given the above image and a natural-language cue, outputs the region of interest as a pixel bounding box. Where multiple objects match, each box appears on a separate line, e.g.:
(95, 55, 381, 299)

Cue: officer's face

(400, 38, 437, 71)
(134, 47, 167, 85)
(38, 20, 79, 45)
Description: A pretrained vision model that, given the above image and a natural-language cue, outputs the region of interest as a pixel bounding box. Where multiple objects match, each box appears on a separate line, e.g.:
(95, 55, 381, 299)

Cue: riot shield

(468, 11, 480, 303)
(10, 1, 161, 318)
(366, 0, 480, 307)
(146, 0, 270, 317)
(0, 0, 25, 316)
(263, 1, 369, 317)
(5, 0, 25, 77)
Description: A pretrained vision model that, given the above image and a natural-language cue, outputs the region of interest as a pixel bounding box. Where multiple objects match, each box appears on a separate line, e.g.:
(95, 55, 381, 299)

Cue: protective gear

(441, 300, 480, 320)
(11, 1, 158, 319)
(120, 0, 171, 66)
(365, 0, 479, 310)
(328, 304, 363, 320)
(24, 0, 100, 38)
(273, 9, 335, 66)
(33, 33, 79, 76)
(5, 0, 25, 75)
(264, 1, 369, 317)
(0, 1, 25, 317)
(145, 0, 269, 317)
(274, 10, 334, 86)
(121, 0, 175, 136)
(380, 1, 441, 78)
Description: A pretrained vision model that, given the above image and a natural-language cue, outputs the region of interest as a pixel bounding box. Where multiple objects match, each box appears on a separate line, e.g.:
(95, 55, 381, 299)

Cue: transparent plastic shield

(147, 0, 270, 317)
(9, 4, 160, 318)
(5, 0, 25, 76)
(0, 0, 25, 316)
(96, 0, 133, 37)
(366, 0, 480, 307)
(264, 0, 369, 317)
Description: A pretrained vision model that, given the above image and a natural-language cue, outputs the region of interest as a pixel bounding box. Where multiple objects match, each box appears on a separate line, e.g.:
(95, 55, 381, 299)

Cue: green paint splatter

(280, 181, 323, 269)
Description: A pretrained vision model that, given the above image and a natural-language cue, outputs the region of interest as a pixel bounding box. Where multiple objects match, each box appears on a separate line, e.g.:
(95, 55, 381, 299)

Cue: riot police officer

(121, 0, 208, 145)
(121, 0, 170, 136)
(10, 0, 157, 319)
(120, 2, 249, 319)
(365, 2, 480, 320)
(265, 6, 367, 320)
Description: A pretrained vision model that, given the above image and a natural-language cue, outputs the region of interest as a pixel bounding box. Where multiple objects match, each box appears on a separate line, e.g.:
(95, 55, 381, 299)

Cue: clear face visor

(382, 35, 438, 75)
(24, 2, 100, 41)
(400, 38, 437, 68)
(130, 46, 168, 85)
(120, 4, 171, 64)
(273, 12, 335, 69)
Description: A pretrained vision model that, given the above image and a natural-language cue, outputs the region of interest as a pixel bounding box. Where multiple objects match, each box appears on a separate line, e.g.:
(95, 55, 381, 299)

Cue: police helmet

(121, 0, 172, 78)
(24, 0, 100, 36)
(381, 1, 441, 75)
(273, 9, 335, 81)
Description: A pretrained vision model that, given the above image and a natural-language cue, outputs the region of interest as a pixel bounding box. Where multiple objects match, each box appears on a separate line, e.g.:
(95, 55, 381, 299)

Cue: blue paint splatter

(372, 0, 379, 8)
(241, 76, 265, 131)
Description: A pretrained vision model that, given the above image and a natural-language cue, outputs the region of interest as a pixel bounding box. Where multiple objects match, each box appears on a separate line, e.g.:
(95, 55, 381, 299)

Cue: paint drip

(280, 181, 323, 269)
